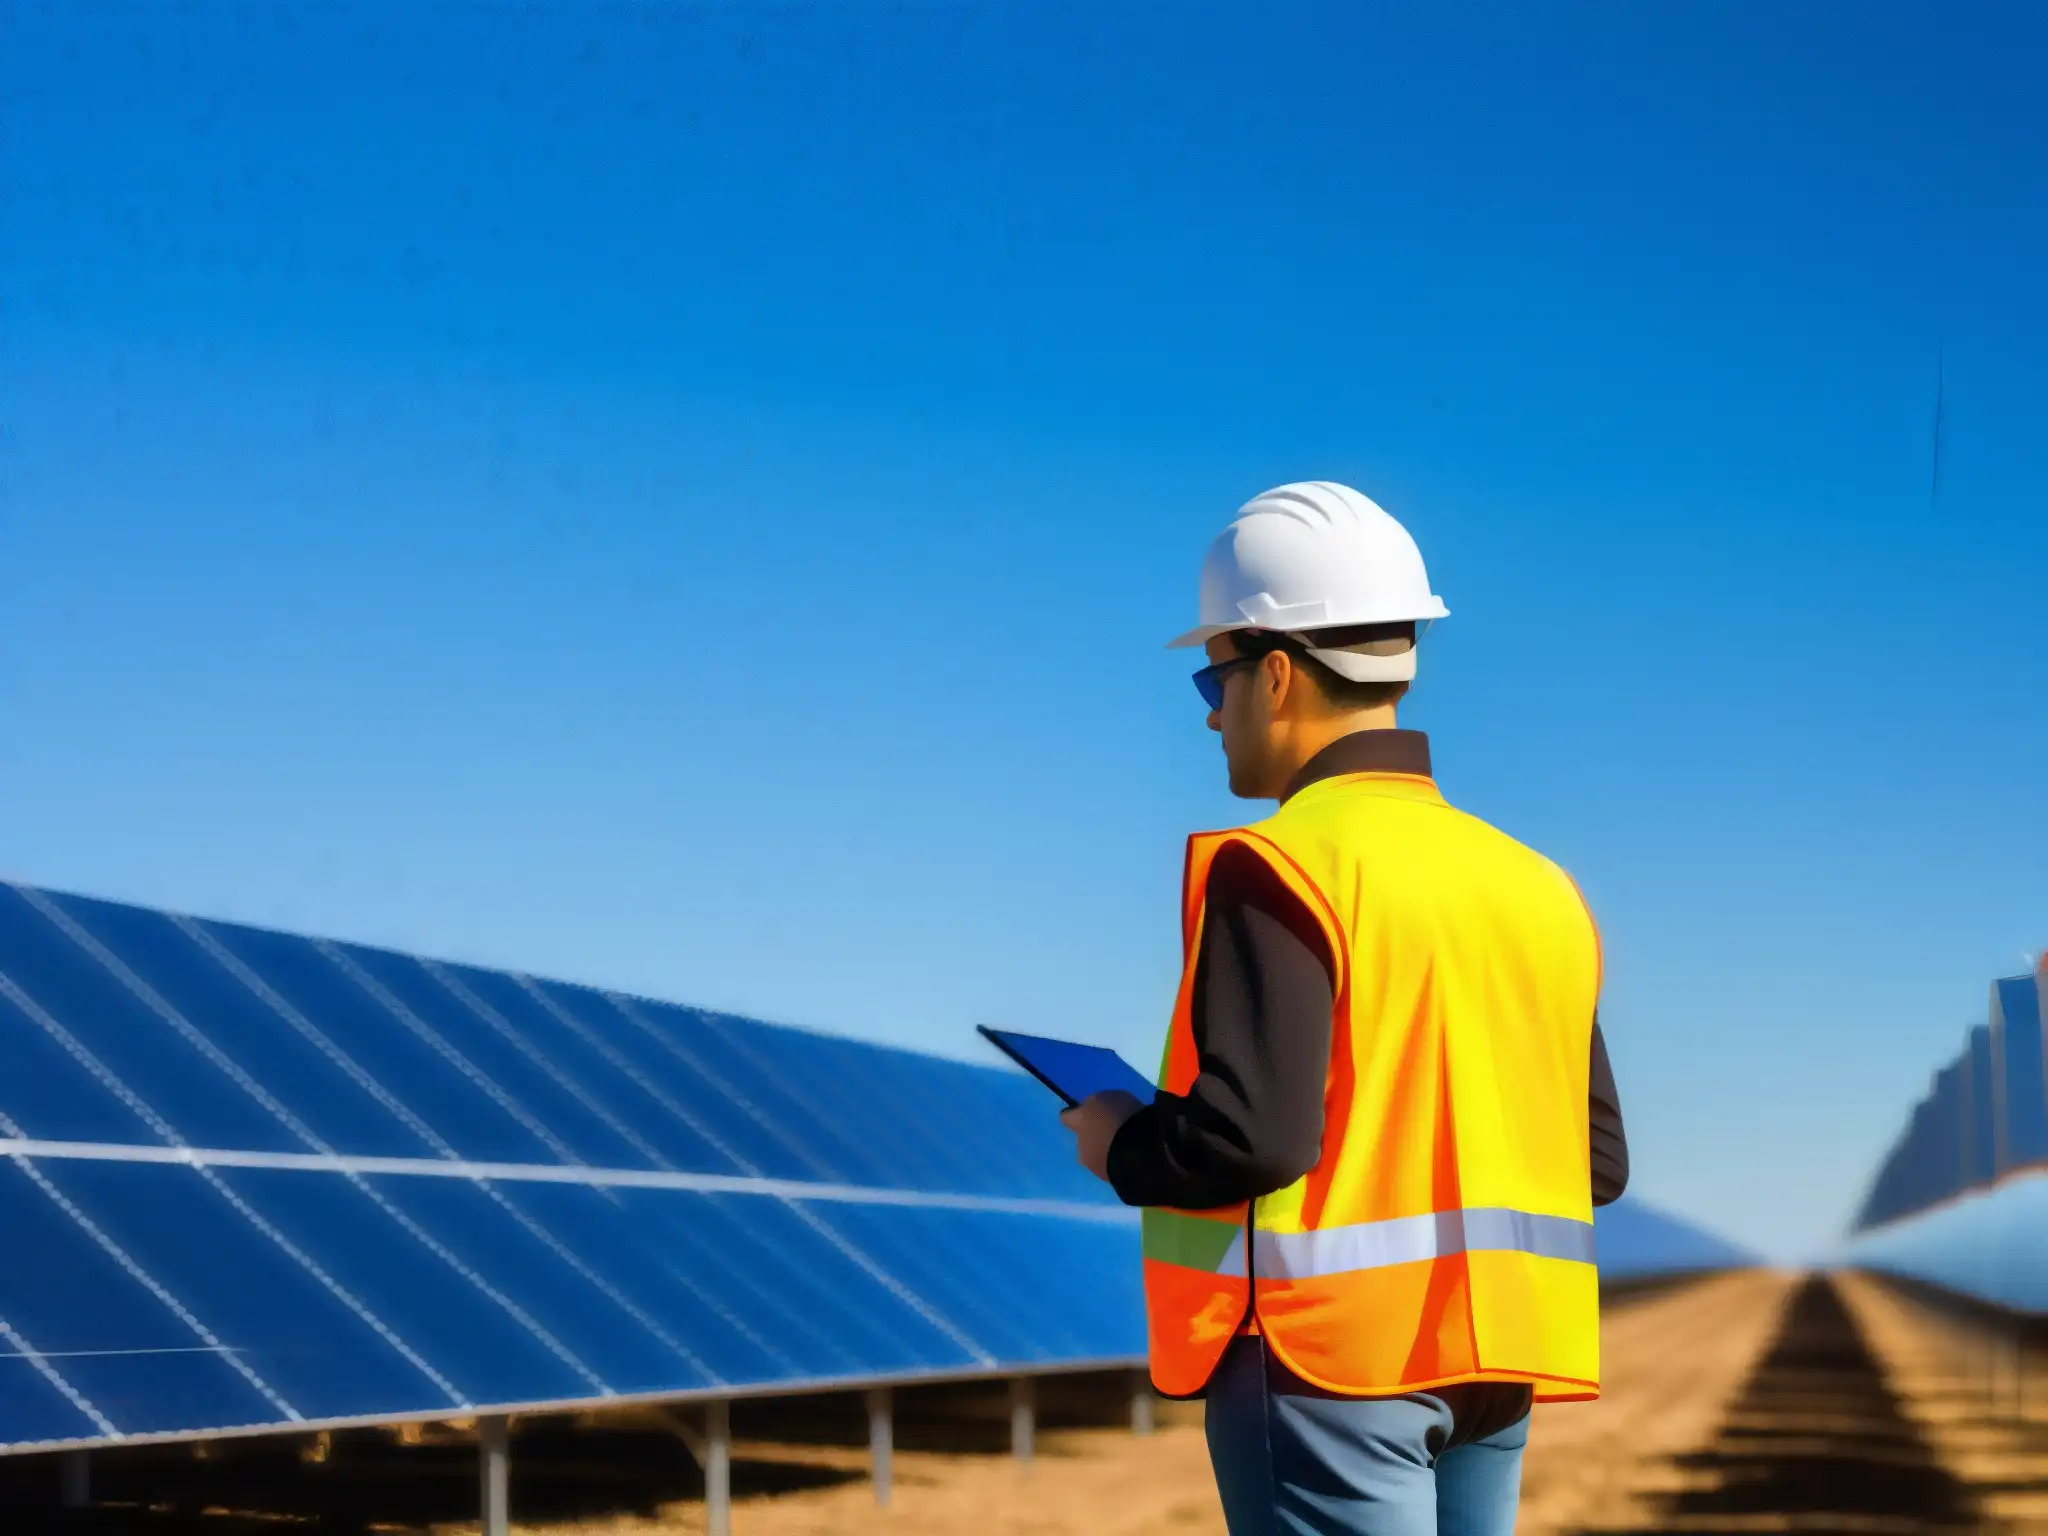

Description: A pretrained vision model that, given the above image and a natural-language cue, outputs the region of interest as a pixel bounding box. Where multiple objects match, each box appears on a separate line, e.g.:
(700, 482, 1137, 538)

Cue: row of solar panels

(1843, 1163, 2048, 1315)
(0, 881, 1142, 1454)
(0, 879, 1752, 1455)
(1852, 964, 2048, 1232)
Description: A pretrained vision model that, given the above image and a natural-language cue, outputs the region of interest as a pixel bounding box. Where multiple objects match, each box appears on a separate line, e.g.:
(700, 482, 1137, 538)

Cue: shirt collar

(1282, 729, 1433, 804)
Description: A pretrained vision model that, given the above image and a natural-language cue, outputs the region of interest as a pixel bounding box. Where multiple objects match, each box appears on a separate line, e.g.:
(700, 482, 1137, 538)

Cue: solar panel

(1590, 1196, 1752, 1279)
(0, 882, 1143, 1453)
(1992, 974, 2048, 1174)
(1926, 1058, 1968, 1208)
(1844, 971, 2048, 1307)
(0, 878, 1755, 1461)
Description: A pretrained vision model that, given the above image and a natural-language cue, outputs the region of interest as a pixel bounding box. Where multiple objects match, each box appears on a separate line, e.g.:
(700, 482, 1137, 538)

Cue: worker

(1062, 481, 1628, 1536)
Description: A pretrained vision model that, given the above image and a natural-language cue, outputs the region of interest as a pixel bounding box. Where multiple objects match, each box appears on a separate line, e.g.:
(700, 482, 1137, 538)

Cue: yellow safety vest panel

(1141, 768, 1603, 1402)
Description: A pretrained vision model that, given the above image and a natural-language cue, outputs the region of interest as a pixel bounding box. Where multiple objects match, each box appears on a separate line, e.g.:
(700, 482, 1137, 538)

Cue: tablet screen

(978, 1026, 1157, 1108)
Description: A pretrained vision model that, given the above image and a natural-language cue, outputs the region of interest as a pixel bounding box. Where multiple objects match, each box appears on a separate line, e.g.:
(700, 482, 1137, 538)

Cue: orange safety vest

(1141, 768, 1603, 1402)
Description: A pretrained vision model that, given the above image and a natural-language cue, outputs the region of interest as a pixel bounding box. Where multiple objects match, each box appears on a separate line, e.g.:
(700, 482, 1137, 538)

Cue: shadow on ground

(0, 1369, 1155, 1533)
(1577, 1274, 1982, 1536)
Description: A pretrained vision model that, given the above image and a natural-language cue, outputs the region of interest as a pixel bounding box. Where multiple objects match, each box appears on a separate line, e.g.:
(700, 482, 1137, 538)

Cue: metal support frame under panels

(20, 1364, 1154, 1531)
(665, 1400, 733, 1536)
(478, 1416, 510, 1536)
(60, 1448, 89, 1509)
(1009, 1377, 1035, 1466)
(867, 1387, 893, 1507)
(705, 1401, 732, 1536)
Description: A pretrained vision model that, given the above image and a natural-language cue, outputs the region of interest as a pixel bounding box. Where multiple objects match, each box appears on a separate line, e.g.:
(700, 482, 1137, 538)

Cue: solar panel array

(1845, 964, 2048, 1314)
(1590, 1196, 1753, 1278)
(0, 880, 1758, 1454)
(1853, 967, 2048, 1231)
(0, 882, 1141, 1454)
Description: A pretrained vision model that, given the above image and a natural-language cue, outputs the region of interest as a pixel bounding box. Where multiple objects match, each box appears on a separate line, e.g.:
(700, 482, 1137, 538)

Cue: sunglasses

(1192, 654, 1264, 710)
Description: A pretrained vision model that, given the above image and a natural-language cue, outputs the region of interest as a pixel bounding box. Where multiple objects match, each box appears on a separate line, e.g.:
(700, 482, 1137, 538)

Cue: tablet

(977, 1026, 1156, 1109)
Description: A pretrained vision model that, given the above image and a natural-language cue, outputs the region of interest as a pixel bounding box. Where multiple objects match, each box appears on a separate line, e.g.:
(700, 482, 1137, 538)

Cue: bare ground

(496, 1270, 1796, 1536)
(1837, 1271, 2048, 1534)
(25, 1269, 1950, 1535)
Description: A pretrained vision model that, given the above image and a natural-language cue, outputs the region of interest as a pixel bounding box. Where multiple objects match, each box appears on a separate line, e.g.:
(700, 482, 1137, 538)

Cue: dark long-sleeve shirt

(1107, 728, 1629, 1213)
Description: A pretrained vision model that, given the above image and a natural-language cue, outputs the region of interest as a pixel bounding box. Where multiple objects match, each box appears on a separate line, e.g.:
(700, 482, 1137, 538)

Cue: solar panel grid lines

(423, 959, 677, 1173)
(17, 891, 633, 1402)
(0, 1311, 119, 1440)
(338, 1182, 616, 1398)
(749, 1007, 1048, 1194)
(315, 938, 591, 1170)
(183, 914, 592, 1168)
(20, 889, 334, 1155)
(0, 1124, 301, 1423)
(0, 1142, 1140, 1222)
(0, 990, 479, 1420)
(464, 1186, 718, 1383)
(596, 994, 1001, 1367)
(0, 963, 192, 1151)
(605, 992, 839, 1180)
(665, 1000, 967, 1187)
(302, 948, 733, 1384)
(169, 913, 486, 1166)
(167, 1165, 479, 1412)
(0, 880, 1146, 1453)
(501, 971, 774, 1179)
(586, 994, 1002, 1367)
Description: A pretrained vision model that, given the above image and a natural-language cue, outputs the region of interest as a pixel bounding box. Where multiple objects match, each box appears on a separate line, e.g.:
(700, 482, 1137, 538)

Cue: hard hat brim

(1165, 600, 1449, 651)
(1305, 645, 1417, 683)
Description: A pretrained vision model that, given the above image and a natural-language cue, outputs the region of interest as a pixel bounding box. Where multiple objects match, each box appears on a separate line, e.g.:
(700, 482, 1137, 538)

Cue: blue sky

(4, 1, 2044, 1261)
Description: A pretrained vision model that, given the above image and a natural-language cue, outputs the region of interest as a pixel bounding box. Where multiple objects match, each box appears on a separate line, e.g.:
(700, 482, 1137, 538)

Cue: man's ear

(1253, 651, 1286, 720)
(1262, 648, 1296, 715)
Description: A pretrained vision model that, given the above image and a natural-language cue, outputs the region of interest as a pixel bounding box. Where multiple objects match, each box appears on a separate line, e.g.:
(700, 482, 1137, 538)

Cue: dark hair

(1235, 624, 1414, 712)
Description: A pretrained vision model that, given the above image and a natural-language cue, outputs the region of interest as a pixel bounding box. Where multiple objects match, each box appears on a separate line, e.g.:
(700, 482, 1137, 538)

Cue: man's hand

(1059, 1090, 1144, 1183)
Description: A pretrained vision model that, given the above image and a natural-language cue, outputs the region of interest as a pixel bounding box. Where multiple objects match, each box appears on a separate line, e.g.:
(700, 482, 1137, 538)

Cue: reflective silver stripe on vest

(1229, 1208, 1596, 1281)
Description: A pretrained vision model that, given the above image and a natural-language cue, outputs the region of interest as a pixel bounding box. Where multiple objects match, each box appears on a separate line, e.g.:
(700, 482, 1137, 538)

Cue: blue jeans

(1204, 1336, 1532, 1536)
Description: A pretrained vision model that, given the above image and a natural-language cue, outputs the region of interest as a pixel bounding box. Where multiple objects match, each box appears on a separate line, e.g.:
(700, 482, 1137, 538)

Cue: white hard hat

(1168, 481, 1448, 682)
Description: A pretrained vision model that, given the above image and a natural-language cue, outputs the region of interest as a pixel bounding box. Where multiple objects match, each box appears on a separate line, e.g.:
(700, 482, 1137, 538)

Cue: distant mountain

(1597, 1194, 1757, 1280)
